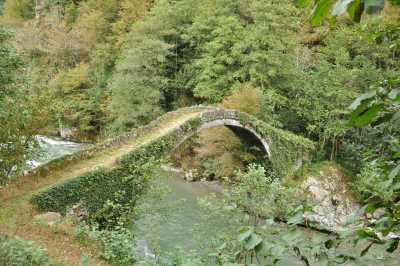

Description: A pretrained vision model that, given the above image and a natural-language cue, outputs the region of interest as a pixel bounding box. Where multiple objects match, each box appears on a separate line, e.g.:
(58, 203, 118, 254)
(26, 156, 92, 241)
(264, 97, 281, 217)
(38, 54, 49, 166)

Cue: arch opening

(169, 117, 274, 181)
(197, 119, 272, 158)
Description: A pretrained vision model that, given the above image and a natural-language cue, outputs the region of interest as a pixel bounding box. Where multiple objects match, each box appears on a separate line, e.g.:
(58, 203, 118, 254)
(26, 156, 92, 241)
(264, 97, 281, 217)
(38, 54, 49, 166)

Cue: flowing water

(27, 135, 82, 169)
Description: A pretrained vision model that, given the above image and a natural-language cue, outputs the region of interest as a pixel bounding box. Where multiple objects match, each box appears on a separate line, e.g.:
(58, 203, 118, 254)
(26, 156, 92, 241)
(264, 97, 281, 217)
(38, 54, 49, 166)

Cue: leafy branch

(297, 0, 399, 26)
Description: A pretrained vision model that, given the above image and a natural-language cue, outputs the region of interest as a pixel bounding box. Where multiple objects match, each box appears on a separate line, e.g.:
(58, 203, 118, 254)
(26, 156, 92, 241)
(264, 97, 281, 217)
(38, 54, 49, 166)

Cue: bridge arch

(173, 117, 272, 158)
(164, 107, 315, 177)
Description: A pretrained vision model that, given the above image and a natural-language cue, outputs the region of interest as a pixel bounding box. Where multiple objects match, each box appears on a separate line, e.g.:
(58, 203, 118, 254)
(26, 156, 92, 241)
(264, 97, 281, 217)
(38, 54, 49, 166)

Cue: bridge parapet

(200, 109, 238, 122)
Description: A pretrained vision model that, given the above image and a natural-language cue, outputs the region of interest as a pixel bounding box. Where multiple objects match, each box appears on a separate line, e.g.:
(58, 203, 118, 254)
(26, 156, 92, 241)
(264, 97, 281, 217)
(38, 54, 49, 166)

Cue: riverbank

(0, 110, 204, 265)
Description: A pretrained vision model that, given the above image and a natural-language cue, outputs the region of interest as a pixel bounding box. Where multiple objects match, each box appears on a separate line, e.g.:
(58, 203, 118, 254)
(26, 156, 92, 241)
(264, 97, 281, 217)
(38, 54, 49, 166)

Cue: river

(132, 170, 400, 266)
(34, 138, 399, 265)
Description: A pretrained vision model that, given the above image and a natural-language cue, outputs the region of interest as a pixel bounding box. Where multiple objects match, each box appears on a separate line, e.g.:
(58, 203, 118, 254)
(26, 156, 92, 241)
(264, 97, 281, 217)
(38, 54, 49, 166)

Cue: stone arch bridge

(31, 106, 314, 179)
(165, 107, 315, 175)
(30, 106, 315, 214)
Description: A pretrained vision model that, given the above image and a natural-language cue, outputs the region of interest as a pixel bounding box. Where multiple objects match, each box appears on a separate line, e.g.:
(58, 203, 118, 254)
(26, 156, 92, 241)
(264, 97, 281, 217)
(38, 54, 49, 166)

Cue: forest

(0, 0, 399, 265)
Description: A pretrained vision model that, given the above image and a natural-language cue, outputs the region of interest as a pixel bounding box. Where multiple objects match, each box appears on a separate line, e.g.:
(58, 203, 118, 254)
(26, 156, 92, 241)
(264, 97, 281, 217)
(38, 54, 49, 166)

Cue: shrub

(3, 0, 35, 21)
(96, 227, 135, 266)
(221, 84, 262, 118)
(356, 158, 397, 204)
(231, 164, 303, 220)
(0, 235, 54, 266)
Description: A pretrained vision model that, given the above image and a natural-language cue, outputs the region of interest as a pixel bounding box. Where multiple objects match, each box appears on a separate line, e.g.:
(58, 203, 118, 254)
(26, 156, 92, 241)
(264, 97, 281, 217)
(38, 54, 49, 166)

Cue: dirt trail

(0, 110, 203, 265)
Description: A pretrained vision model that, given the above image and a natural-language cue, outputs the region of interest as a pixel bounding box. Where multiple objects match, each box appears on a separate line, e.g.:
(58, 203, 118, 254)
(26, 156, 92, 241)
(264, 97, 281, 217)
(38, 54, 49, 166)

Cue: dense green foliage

(0, 235, 54, 266)
(346, 79, 400, 254)
(1, 0, 398, 166)
(1, 0, 400, 264)
(0, 26, 48, 184)
(108, 0, 399, 169)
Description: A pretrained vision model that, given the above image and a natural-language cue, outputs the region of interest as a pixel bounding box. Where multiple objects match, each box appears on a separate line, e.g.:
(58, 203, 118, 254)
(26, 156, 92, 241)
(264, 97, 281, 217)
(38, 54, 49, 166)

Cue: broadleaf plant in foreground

(298, 0, 399, 25)
(349, 79, 400, 254)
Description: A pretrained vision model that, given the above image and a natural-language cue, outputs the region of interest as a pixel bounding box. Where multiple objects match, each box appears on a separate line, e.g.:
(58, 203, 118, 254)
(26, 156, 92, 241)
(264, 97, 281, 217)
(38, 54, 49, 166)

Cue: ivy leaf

(311, 0, 333, 26)
(332, 0, 354, 15)
(244, 233, 263, 251)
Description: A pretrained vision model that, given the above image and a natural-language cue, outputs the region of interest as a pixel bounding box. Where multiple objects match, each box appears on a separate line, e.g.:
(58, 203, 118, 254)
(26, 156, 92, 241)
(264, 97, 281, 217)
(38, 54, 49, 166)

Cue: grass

(0, 109, 204, 265)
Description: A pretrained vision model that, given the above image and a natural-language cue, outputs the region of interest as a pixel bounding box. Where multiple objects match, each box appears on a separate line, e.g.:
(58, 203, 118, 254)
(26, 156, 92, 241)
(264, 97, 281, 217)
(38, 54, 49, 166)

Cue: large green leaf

(389, 164, 400, 179)
(311, 0, 333, 26)
(244, 233, 263, 251)
(364, 0, 385, 14)
(350, 104, 384, 127)
(332, 0, 354, 15)
(238, 228, 252, 242)
(350, 91, 376, 110)
(347, 0, 364, 22)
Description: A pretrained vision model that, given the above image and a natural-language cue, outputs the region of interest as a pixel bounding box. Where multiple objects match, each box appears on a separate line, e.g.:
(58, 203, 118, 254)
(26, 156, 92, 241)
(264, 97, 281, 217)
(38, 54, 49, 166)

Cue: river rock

(34, 212, 62, 226)
(66, 203, 89, 222)
(185, 170, 194, 182)
(59, 127, 78, 140)
(161, 165, 184, 173)
(372, 208, 386, 219)
(302, 165, 361, 231)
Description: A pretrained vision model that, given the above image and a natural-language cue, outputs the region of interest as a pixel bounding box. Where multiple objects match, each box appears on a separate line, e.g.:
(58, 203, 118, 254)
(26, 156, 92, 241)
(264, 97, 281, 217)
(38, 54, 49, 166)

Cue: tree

(0, 0, 5, 15)
(188, 13, 246, 102)
(109, 21, 171, 131)
(0, 26, 45, 183)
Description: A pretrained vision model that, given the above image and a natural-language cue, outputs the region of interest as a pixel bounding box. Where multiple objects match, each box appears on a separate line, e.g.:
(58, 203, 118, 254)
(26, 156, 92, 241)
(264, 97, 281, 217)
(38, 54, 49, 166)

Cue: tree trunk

(35, 0, 45, 25)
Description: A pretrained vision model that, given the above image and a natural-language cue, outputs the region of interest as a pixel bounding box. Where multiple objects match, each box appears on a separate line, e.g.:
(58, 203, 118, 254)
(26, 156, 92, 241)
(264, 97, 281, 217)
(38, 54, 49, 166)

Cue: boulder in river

(301, 164, 361, 231)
